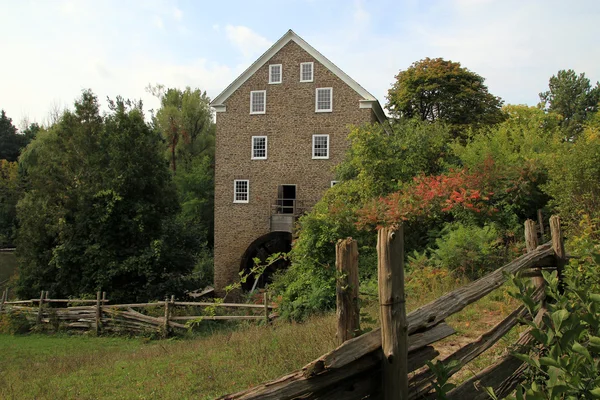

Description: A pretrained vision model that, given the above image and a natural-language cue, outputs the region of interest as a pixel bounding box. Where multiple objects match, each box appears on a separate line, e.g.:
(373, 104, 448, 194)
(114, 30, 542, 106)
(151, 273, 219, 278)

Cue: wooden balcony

(270, 199, 313, 233)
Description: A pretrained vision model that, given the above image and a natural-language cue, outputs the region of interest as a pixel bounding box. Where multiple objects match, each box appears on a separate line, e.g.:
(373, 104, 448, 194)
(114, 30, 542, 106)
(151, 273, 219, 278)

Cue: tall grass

(0, 265, 520, 399)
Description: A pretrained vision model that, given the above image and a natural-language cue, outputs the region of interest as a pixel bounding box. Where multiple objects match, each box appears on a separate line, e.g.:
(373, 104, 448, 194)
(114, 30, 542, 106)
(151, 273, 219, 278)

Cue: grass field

(0, 271, 522, 400)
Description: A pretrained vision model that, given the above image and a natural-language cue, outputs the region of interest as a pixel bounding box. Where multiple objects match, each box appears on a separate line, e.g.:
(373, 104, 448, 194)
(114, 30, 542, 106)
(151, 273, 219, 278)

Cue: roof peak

(210, 29, 385, 122)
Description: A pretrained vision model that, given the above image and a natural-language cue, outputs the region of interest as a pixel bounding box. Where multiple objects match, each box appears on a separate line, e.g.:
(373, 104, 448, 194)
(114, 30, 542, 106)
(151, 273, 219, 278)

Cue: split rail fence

(218, 215, 565, 400)
(0, 291, 276, 336)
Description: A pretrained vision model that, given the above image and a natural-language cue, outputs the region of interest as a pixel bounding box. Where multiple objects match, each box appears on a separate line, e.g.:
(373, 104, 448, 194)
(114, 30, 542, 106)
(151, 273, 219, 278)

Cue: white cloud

(173, 7, 183, 21)
(153, 15, 164, 30)
(225, 25, 272, 59)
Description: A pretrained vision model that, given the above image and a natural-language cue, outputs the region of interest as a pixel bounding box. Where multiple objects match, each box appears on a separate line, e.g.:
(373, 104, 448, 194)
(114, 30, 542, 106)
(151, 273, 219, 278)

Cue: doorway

(277, 184, 296, 214)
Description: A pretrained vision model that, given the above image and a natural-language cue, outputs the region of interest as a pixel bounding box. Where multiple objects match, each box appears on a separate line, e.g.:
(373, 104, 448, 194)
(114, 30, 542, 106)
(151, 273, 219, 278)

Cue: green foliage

(0, 309, 32, 334)
(15, 90, 200, 302)
(0, 160, 19, 246)
(0, 110, 35, 162)
(543, 123, 600, 232)
(150, 85, 215, 250)
(451, 105, 559, 226)
(539, 69, 600, 138)
(386, 57, 506, 136)
(337, 120, 451, 195)
(507, 266, 600, 400)
(431, 223, 505, 279)
(426, 359, 461, 400)
(271, 120, 453, 320)
(148, 85, 214, 173)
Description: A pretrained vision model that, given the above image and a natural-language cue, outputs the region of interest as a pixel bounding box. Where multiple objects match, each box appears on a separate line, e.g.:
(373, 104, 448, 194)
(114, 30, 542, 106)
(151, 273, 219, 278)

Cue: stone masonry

(213, 37, 379, 293)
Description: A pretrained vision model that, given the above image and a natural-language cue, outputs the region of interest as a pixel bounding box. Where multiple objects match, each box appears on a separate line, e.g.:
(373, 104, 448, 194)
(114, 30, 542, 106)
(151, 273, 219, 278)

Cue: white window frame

(312, 134, 330, 160)
(250, 90, 266, 115)
(269, 64, 282, 84)
(251, 136, 268, 160)
(315, 87, 333, 113)
(233, 180, 249, 203)
(330, 181, 339, 187)
(300, 62, 314, 82)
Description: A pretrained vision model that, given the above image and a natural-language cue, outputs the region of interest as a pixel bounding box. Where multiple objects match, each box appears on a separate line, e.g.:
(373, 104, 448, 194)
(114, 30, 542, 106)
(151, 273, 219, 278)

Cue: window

(312, 134, 329, 159)
(250, 90, 266, 114)
(251, 136, 267, 160)
(315, 88, 332, 112)
(234, 180, 249, 203)
(269, 64, 282, 84)
(300, 62, 313, 82)
(331, 181, 339, 187)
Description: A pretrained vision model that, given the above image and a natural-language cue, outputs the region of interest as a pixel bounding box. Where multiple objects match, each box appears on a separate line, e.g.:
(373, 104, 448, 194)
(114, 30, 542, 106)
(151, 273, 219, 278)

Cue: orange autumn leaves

(355, 159, 498, 229)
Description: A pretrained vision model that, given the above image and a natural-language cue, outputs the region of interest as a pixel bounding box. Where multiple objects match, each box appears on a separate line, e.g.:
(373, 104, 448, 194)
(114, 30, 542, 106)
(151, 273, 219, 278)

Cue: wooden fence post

(336, 237, 360, 346)
(377, 225, 408, 400)
(525, 219, 544, 288)
(550, 215, 566, 291)
(163, 295, 175, 338)
(264, 292, 270, 324)
(537, 210, 545, 242)
(36, 290, 45, 325)
(95, 291, 102, 335)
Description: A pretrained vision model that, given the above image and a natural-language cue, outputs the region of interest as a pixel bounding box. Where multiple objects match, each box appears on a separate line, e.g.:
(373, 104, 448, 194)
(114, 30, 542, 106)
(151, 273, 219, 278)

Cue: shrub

(0, 309, 32, 334)
(431, 223, 505, 279)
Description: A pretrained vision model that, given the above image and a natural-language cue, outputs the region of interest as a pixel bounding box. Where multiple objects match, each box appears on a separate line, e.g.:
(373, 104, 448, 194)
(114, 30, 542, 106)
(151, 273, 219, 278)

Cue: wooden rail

(0, 293, 277, 336)
(219, 216, 562, 400)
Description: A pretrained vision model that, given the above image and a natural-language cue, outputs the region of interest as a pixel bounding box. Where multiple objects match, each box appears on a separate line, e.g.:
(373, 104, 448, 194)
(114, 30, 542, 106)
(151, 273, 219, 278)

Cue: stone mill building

(210, 29, 386, 292)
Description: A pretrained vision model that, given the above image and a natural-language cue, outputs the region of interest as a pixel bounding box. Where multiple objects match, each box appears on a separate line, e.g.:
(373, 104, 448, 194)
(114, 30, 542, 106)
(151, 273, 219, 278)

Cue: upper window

(234, 180, 249, 203)
(315, 88, 332, 112)
(300, 62, 313, 82)
(251, 136, 267, 160)
(312, 134, 329, 159)
(250, 90, 266, 114)
(269, 64, 282, 84)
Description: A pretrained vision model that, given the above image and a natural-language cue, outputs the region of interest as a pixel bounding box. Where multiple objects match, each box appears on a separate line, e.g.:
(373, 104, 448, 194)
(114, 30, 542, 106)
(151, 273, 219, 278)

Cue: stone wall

(214, 40, 375, 292)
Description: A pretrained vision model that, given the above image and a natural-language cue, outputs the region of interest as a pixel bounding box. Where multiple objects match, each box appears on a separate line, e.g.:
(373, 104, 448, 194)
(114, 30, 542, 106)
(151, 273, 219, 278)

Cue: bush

(431, 223, 505, 279)
(0, 310, 32, 334)
(544, 124, 600, 234)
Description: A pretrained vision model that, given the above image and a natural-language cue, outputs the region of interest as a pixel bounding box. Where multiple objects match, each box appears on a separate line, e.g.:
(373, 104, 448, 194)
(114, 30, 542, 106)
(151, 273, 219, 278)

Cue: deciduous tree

(539, 69, 600, 138)
(16, 90, 198, 301)
(386, 58, 506, 135)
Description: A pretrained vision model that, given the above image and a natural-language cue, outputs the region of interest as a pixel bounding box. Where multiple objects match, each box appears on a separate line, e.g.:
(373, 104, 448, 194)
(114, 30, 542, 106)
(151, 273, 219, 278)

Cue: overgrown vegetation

(490, 216, 600, 399)
(271, 67, 600, 322)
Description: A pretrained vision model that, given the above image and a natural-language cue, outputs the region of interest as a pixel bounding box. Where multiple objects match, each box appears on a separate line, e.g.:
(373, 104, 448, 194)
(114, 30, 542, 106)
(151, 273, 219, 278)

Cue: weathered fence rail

(218, 215, 564, 400)
(0, 291, 277, 336)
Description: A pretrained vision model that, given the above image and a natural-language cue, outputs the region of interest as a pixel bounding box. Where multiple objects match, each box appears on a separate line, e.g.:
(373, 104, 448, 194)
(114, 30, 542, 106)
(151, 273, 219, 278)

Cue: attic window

(269, 64, 282, 84)
(315, 88, 332, 112)
(300, 62, 313, 82)
(250, 90, 266, 114)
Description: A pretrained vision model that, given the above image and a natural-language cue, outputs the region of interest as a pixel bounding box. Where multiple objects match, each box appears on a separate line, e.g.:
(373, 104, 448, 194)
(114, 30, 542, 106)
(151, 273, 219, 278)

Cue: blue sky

(1, 0, 599, 127)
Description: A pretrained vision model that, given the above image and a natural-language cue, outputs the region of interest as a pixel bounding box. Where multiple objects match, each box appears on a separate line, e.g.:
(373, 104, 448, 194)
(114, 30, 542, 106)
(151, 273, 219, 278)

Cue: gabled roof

(210, 29, 386, 123)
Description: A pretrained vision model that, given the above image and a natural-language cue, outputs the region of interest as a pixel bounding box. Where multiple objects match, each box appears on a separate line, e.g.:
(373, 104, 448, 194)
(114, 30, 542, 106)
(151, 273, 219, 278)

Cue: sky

(1, 0, 599, 128)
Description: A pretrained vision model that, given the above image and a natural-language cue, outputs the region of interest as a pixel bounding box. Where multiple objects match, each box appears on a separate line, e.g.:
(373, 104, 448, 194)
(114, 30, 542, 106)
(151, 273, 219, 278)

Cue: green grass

(0, 316, 339, 400)
(0, 268, 524, 399)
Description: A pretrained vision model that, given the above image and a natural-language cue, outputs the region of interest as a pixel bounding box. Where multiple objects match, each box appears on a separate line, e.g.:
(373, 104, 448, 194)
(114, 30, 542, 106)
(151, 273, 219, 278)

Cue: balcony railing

(270, 199, 313, 216)
(269, 199, 315, 233)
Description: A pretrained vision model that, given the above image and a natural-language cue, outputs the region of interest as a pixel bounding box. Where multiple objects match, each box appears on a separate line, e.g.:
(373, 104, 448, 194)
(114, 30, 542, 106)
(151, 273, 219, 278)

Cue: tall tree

(539, 69, 600, 138)
(149, 85, 216, 249)
(386, 58, 506, 134)
(149, 85, 214, 173)
(0, 160, 19, 247)
(16, 90, 198, 301)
